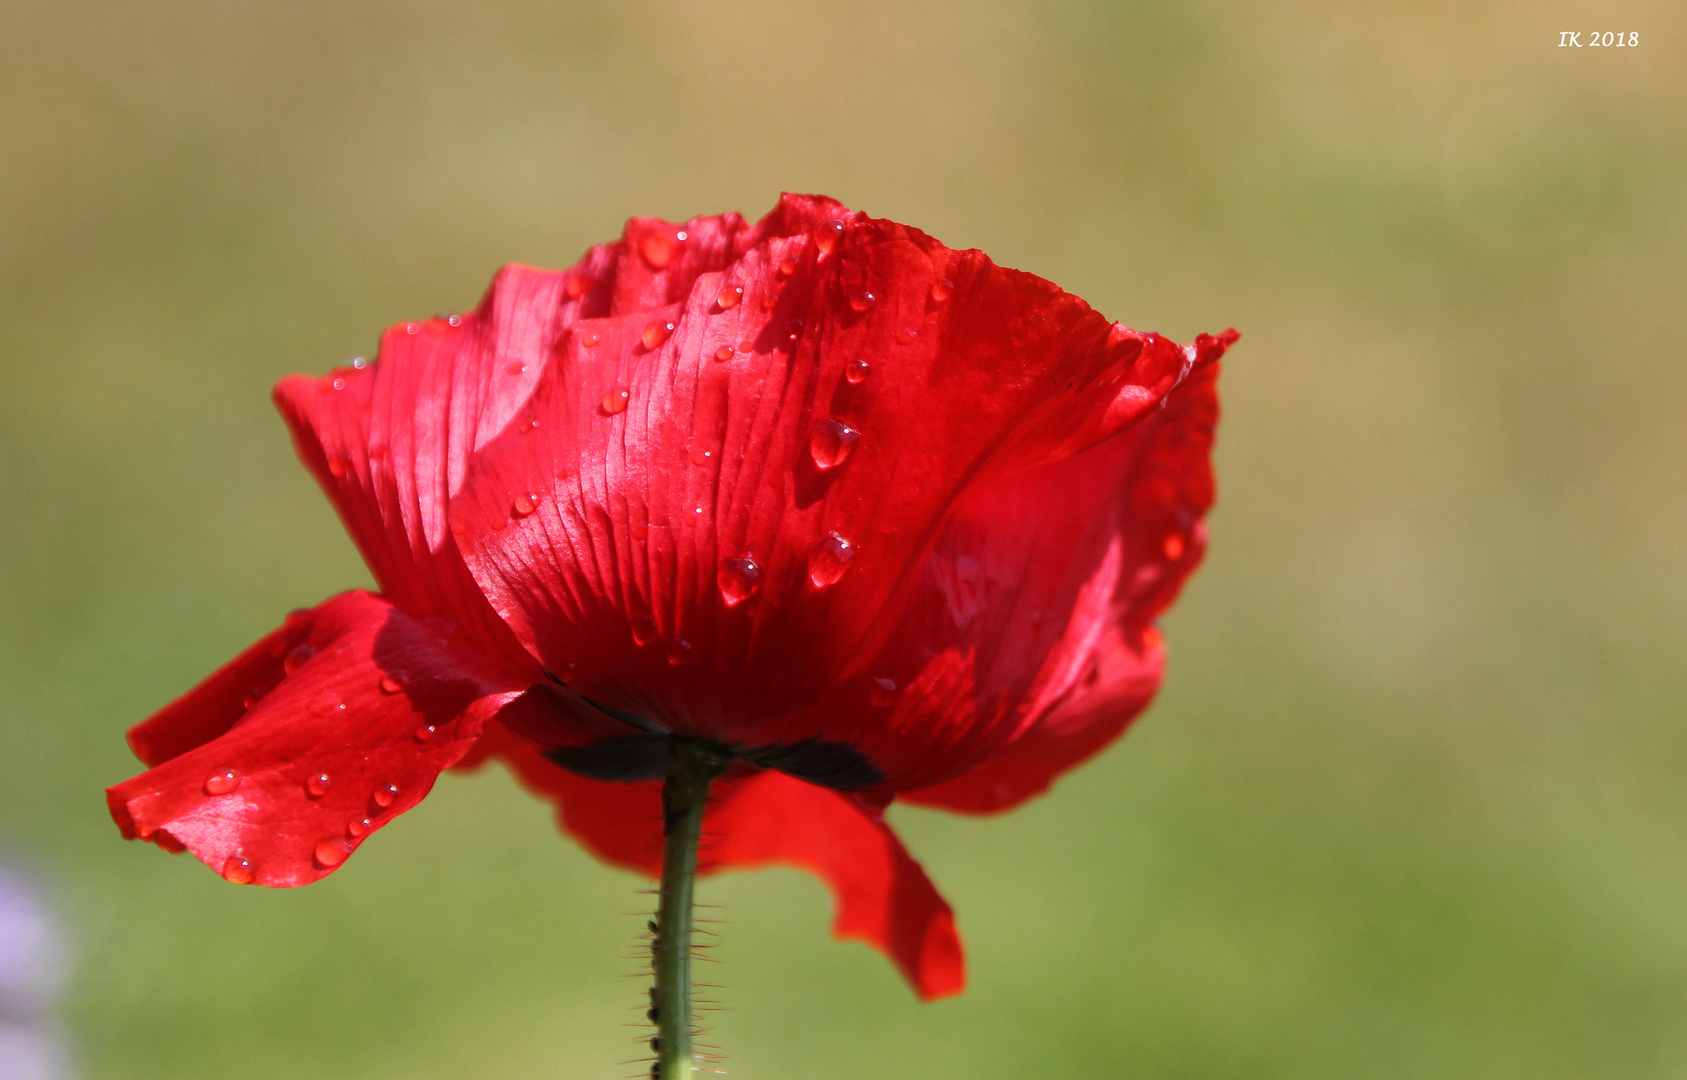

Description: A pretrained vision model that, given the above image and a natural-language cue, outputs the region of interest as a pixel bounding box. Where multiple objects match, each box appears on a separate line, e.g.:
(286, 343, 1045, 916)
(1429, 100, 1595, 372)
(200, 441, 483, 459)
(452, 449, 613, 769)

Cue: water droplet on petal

(512, 491, 539, 517)
(930, 278, 954, 303)
(690, 447, 714, 466)
(347, 817, 373, 839)
(307, 773, 331, 798)
(759, 293, 778, 311)
(845, 357, 869, 384)
(632, 616, 658, 646)
(718, 557, 763, 606)
(414, 724, 438, 743)
(311, 694, 346, 718)
(204, 768, 241, 796)
(809, 533, 857, 587)
(814, 219, 845, 255)
(714, 345, 734, 362)
(566, 275, 591, 299)
(351, 356, 367, 369)
(738, 336, 757, 352)
(786, 319, 803, 343)
(330, 377, 346, 391)
(242, 688, 264, 710)
(579, 331, 600, 349)
(870, 677, 899, 707)
(326, 454, 351, 478)
(285, 607, 312, 629)
(666, 639, 694, 665)
(642, 232, 679, 269)
(405, 323, 419, 335)
(447, 314, 462, 327)
(602, 388, 630, 415)
(777, 258, 798, 278)
(1162, 533, 1186, 560)
(849, 291, 876, 313)
(809, 419, 861, 469)
(520, 418, 540, 434)
(506, 362, 526, 376)
(313, 837, 351, 869)
(372, 783, 399, 808)
(368, 444, 388, 460)
(380, 670, 411, 694)
(715, 285, 743, 310)
(896, 327, 918, 344)
(222, 854, 255, 884)
(283, 644, 315, 676)
(642, 321, 675, 350)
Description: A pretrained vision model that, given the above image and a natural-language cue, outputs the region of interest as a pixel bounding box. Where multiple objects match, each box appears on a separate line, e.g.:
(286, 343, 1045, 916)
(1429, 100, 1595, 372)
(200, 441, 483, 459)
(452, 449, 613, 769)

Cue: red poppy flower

(107, 194, 1235, 1001)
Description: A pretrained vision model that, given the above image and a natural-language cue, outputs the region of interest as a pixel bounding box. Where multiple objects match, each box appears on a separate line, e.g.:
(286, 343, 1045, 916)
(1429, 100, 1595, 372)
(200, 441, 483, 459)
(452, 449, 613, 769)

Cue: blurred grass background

(2, 0, 1684, 1076)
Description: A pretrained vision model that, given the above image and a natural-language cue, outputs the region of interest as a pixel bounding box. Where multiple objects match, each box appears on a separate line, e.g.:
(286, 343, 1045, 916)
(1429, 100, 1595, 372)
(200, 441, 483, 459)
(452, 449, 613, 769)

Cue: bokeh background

(2, 1, 1683, 1076)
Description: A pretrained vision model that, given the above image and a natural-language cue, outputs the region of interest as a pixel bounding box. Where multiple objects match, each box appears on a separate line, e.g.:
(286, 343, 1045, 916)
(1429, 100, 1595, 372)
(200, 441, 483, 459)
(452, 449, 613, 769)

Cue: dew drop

(566, 275, 591, 299)
(204, 768, 241, 796)
(326, 454, 351, 479)
(306, 773, 331, 798)
(283, 643, 315, 676)
(718, 556, 763, 606)
(447, 314, 462, 327)
(666, 639, 694, 666)
(642, 321, 675, 350)
(602, 388, 630, 415)
(777, 258, 798, 278)
(1162, 533, 1186, 560)
(242, 688, 264, 710)
(405, 323, 419, 335)
(930, 278, 954, 303)
(814, 219, 845, 255)
(632, 616, 659, 646)
(311, 694, 346, 718)
(715, 285, 743, 310)
(869, 676, 899, 707)
(372, 783, 399, 809)
(896, 327, 918, 344)
(330, 376, 346, 391)
(313, 837, 351, 869)
(786, 319, 803, 343)
(579, 331, 600, 349)
(759, 293, 778, 311)
(809, 419, 861, 470)
(520, 417, 540, 434)
(347, 817, 373, 839)
(284, 607, 312, 629)
(809, 533, 858, 588)
(351, 356, 367, 369)
(845, 357, 869, 384)
(738, 336, 757, 352)
(641, 232, 679, 269)
(222, 854, 255, 884)
(849, 291, 876, 313)
(506, 362, 526, 376)
(414, 724, 437, 743)
(714, 345, 734, 362)
(512, 491, 540, 518)
(368, 444, 388, 460)
(380, 670, 411, 694)
(690, 447, 714, 466)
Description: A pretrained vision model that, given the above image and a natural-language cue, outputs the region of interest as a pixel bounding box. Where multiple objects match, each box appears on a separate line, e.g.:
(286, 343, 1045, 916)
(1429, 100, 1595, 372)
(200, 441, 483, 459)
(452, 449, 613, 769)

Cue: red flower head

(107, 194, 1235, 1001)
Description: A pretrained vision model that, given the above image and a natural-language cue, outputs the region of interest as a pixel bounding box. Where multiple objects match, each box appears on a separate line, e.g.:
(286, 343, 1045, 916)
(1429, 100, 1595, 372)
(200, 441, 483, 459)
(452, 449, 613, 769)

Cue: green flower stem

(652, 740, 730, 1080)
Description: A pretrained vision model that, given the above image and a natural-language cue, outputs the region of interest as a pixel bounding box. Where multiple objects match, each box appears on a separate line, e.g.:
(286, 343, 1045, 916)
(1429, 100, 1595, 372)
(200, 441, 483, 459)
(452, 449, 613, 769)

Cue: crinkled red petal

(106, 591, 532, 886)
(464, 723, 963, 999)
(449, 195, 1225, 789)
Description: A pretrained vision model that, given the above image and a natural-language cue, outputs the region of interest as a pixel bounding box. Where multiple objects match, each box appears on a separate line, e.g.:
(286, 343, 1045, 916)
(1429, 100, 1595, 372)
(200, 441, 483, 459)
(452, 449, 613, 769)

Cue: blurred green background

(2, 0, 1683, 1076)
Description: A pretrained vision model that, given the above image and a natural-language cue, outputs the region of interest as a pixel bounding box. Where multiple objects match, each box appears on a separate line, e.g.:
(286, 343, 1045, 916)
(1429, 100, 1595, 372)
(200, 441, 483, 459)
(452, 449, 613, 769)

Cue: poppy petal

(449, 198, 1206, 774)
(900, 357, 1223, 806)
(106, 591, 532, 886)
(465, 724, 963, 999)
